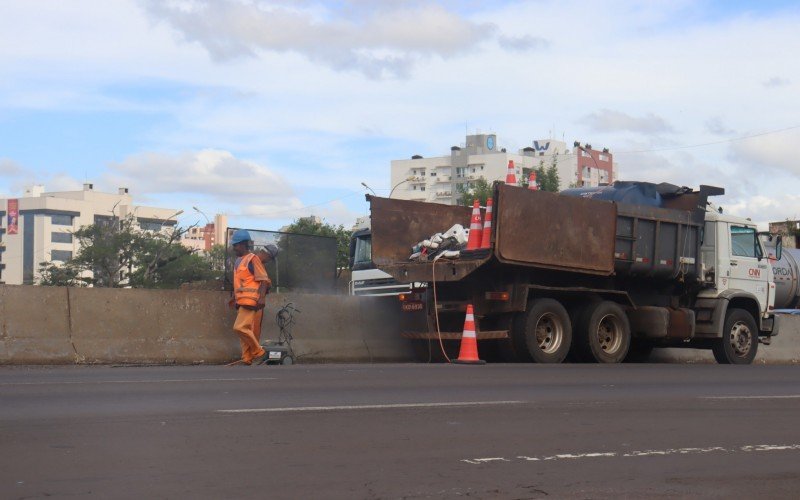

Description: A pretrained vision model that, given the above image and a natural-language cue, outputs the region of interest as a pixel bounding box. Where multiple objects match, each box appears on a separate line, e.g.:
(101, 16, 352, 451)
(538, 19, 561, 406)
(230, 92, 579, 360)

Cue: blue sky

(2, 0, 800, 230)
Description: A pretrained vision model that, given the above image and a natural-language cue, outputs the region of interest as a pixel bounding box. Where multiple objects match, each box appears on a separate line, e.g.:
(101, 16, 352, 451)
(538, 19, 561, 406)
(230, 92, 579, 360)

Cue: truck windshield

(353, 235, 372, 266)
(731, 226, 761, 259)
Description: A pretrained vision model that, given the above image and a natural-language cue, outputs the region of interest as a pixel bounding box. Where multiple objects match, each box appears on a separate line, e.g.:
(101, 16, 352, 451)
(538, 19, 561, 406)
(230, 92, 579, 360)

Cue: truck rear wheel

(712, 308, 758, 365)
(574, 301, 631, 363)
(520, 298, 572, 363)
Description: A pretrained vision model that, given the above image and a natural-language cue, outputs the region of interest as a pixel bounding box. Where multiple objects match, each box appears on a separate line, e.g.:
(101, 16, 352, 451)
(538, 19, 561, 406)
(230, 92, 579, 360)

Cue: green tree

(456, 177, 494, 206)
(37, 261, 87, 287)
(522, 158, 560, 192)
(70, 214, 141, 287)
(544, 158, 561, 192)
(38, 213, 221, 288)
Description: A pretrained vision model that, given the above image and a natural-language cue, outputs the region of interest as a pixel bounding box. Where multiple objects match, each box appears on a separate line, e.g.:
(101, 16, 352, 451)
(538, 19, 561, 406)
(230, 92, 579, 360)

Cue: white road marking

(463, 444, 800, 465)
(461, 458, 510, 464)
(701, 395, 800, 400)
(0, 378, 277, 386)
(218, 400, 524, 414)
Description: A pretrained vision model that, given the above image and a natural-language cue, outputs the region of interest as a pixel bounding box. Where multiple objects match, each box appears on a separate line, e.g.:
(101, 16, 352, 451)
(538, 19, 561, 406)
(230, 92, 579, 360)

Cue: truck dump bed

(369, 182, 717, 285)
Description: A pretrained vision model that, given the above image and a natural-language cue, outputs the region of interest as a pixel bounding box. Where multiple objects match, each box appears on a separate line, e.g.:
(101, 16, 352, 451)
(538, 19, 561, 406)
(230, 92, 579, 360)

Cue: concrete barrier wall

(1, 284, 799, 364)
(0, 285, 420, 365)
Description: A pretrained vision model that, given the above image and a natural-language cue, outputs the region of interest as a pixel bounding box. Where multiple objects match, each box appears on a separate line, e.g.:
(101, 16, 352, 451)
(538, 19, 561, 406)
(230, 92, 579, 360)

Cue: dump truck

(367, 181, 784, 364)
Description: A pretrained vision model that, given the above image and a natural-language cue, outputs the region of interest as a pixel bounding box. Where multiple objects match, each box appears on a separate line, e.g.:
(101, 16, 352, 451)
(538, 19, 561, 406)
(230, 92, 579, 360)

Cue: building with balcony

(0, 184, 180, 285)
(389, 133, 615, 204)
(181, 214, 228, 253)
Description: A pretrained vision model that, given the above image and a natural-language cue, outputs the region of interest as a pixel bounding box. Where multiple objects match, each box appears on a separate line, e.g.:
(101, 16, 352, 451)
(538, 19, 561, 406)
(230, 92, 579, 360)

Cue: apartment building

(181, 214, 228, 253)
(389, 133, 615, 204)
(0, 184, 180, 285)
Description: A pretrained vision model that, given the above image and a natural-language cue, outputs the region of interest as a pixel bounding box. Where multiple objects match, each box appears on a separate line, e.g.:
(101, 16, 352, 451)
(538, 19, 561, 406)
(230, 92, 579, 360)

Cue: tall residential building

(181, 214, 228, 252)
(0, 184, 180, 285)
(389, 133, 616, 204)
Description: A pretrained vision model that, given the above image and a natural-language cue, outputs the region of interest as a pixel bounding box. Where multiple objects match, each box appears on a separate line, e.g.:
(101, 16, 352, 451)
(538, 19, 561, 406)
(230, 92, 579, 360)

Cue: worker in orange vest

(251, 244, 279, 345)
(228, 229, 270, 366)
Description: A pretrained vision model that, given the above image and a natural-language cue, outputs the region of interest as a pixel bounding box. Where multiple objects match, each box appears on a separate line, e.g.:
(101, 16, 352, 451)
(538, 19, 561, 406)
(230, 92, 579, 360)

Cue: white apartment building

(0, 183, 180, 285)
(389, 133, 616, 204)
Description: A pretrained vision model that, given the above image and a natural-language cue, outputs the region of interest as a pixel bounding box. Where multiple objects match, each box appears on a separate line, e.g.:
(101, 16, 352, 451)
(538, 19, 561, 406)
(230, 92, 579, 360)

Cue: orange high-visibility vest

(233, 253, 260, 307)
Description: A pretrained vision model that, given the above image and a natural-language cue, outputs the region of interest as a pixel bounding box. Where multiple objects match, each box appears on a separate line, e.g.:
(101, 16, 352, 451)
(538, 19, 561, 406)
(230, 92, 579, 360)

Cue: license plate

(268, 351, 283, 360)
(401, 301, 424, 312)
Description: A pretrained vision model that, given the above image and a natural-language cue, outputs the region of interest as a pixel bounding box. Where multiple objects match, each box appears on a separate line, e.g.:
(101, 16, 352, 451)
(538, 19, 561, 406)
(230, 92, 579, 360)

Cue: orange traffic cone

(528, 171, 539, 191)
(453, 304, 485, 364)
(465, 199, 483, 250)
(480, 197, 493, 249)
(505, 160, 516, 185)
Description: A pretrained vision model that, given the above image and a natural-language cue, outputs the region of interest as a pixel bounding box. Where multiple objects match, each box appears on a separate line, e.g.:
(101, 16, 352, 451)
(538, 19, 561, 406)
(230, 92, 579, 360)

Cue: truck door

(728, 225, 769, 313)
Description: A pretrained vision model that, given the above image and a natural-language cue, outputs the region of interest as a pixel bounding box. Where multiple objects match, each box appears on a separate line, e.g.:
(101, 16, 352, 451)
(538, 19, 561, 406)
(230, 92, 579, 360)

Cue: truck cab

(700, 209, 775, 315)
(349, 227, 413, 296)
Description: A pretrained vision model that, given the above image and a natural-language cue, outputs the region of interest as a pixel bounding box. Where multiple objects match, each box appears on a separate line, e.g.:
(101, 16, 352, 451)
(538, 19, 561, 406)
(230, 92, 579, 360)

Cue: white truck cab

(697, 207, 780, 362)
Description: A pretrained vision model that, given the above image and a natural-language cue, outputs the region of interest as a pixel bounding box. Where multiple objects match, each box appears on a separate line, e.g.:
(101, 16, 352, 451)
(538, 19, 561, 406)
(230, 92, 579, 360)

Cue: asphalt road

(2, 364, 800, 499)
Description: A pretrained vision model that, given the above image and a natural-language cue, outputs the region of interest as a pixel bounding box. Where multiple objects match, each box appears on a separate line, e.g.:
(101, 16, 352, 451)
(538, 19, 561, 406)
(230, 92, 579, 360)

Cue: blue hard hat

(231, 229, 252, 245)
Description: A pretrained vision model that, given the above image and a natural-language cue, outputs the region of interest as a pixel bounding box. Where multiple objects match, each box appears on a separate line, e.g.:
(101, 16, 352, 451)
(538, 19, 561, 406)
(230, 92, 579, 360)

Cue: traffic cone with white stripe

(465, 199, 483, 250)
(480, 197, 493, 249)
(453, 304, 485, 365)
(528, 171, 539, 191)
(505, 160, 517, 185)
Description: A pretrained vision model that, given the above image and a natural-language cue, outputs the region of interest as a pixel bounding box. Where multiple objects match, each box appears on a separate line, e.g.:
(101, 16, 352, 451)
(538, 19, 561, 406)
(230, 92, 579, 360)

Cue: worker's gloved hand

(227, 298, 236, 310)
(256, 299, 266, 310)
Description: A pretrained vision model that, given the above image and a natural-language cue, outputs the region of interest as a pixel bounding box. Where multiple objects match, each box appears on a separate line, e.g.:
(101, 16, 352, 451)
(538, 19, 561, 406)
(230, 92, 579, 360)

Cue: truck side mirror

(775, 235, 783, 261)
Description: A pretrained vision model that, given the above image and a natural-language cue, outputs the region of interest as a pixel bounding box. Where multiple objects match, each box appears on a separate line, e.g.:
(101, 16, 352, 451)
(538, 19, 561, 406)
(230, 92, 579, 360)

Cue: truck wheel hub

(729, 322, 752, 356)
(535, 313, 563, 354)
(596, 314, 623, 354)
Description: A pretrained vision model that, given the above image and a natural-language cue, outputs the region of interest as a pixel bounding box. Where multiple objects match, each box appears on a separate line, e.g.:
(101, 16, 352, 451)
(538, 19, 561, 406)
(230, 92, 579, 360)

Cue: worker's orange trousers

(233, 307, 265, 364)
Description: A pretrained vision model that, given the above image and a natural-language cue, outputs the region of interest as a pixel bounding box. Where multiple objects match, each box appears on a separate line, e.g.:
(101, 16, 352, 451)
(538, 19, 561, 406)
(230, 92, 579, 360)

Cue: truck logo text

(748, 268, 761, 278)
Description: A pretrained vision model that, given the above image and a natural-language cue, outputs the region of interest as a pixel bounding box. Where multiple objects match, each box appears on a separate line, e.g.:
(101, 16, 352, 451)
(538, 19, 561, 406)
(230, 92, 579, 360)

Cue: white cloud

(705, 117, 735, 136)
(105, 149, 294, 203)
(0, 158, 25, 176)
(497, 34, 549, 51)
(728, 129, 800, 176)
(584, 109, 674, 135)
(763, 76, 791, 88)
(140, 0, 498, 79)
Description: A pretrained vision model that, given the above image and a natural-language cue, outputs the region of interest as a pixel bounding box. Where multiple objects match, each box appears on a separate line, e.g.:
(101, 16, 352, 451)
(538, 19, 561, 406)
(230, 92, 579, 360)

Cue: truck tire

(712, 308, 758, 365)
(574, 301, 631, 363)
(520, 298, 572, 363)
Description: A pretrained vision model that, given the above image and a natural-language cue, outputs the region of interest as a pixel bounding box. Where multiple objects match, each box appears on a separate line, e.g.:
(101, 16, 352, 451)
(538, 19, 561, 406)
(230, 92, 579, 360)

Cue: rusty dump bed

(370, 182, 715, 285)
(369, 183, 618, 283)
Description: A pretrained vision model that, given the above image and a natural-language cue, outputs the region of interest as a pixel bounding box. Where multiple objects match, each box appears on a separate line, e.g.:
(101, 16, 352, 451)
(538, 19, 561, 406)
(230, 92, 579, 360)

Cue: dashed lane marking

(701, 395, 800, 400)
(217, 400, 524, 413)
(462, 444, 800, 465)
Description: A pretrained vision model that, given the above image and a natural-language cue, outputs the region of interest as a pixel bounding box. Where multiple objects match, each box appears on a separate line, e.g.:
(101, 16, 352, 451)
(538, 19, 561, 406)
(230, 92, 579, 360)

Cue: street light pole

(388, 176, 415, 198)
(360, 182, 376, 196)
(192, 206, 210, 225)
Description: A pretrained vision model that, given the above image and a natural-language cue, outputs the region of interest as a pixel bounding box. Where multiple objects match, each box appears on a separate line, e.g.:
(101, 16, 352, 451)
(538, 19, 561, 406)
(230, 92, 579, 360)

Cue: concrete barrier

(1, 284, 798, 365)
(0, 285, 76, 364)
(651, 313, 800, 364)
(0, 285, 420, 365)
(67, 288, 238, 364)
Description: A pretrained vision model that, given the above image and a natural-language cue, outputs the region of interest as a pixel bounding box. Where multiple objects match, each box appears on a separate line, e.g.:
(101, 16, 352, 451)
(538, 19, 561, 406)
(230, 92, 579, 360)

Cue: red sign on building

(7, 199, 18, 235)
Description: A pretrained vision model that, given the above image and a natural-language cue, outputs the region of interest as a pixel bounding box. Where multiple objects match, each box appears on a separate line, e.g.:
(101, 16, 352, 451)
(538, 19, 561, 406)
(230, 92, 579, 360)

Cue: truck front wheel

(712, 308, 758, 365)
(521, 298, 572, 363)
(574, 301, 631, 363)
